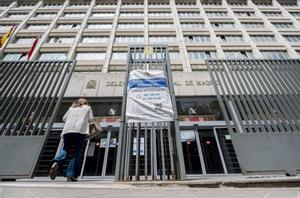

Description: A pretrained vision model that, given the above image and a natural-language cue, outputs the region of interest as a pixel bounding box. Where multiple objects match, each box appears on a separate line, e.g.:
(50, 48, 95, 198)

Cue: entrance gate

(0, 60, 75, 179)
(115, 46, 186, 181)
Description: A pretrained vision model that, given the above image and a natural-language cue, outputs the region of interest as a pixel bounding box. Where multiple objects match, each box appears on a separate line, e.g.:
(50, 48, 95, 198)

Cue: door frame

(179, 122, 229, 176)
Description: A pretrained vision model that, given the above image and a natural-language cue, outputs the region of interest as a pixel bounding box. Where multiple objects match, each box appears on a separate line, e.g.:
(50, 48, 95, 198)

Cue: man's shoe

(67, 176, 78, 182)
(49, 162, 59, 180)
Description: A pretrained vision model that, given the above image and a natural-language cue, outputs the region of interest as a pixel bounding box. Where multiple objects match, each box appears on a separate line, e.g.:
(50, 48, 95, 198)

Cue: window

(177, 11, 201, 17)
(36, 13, 56, 18)
(234, 11, 255, 17)
(112, 52, 127, 60)
(241, 22, 264, 28)
(57, 24, 80, 29)
(211, 22, 235, 28)
(2, 53, 26, 61)
(115, 36, 144, 43)
(118, 23, 144, 29)
(27, 24, 49, 30)
(169, 52, 180, 59)
(181, 22, 204, 28)
(224, 51, 252, 59)
(39, 53, 67, 60)
(92, 12, 115, 17)
(48, 37, 75, 44)
(0, 25, 14, 31)
(289, 12, 300, 17)
(44, 3, 63, 7)
(82, 36, 109, 43)
(272, 23, 293, 28)
(15, 37, 35, 44)
(64, 12, 86, 18)
(281, 3, 298, 7)
(119, 12, 144, 17)
(251, 35, 275, 42)
(262, 11, 282, 17)
(149, 36, 176, 43)
(188, 51, 216, 60)
(8, 13, 28, 18)
(148, 2, 169, 6)
(149, 23, 173, 28)
(69, 3, 90, 7)
(206, 11, 227, 17)
(184, 35, 210, 42)
(95, 2, 117, 6)
(88, 23, 112, 29)
(122, 2, 144, 6)
(255, 3, 273, 6)
(202, 2, 222, 6)
(218, 35, 243, 42)
(283, 35, 300, 42)
(148, 12, 171, 17)
(76, 53, 106, 60)
(261, 51, 288, 59)
(176, 2, 196, 5)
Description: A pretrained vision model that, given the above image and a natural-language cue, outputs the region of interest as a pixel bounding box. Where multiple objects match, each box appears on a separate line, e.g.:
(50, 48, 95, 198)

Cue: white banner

(126, 69, 174, 123)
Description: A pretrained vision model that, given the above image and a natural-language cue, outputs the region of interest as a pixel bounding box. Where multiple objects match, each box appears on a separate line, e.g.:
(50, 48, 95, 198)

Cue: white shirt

(61, 105, 94, 137)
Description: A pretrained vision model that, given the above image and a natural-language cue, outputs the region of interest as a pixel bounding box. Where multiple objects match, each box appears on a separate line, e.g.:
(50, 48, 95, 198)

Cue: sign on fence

(126, 69, 174, 123)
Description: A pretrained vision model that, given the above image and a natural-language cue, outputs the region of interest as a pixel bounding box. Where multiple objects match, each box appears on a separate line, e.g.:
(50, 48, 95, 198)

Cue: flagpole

(0, 25, 17, 54)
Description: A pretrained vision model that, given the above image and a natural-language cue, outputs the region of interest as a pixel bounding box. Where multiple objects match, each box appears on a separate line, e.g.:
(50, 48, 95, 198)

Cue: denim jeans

(53, 133, 86, 177)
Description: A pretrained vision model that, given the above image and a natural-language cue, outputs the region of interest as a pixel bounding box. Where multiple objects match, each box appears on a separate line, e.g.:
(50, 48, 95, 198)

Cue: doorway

(81, 130, 118, 177)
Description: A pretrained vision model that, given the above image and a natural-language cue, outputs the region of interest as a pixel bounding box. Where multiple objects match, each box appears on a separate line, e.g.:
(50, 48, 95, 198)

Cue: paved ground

(1, 175, 300, 198)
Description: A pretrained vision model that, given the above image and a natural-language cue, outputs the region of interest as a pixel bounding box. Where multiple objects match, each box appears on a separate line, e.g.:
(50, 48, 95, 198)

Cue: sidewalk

(1, 174, 300, 189)
(1, 176, 300, 198)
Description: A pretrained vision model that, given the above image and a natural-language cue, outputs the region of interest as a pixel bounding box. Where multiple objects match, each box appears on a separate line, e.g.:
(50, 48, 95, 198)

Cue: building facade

(0, 0, 300, 179)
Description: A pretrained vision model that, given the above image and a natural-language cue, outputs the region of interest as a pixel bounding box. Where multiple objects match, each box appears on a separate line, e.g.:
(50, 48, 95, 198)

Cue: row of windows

(14, 34, 300, 45)
(2, 50, 290, 61)
(5, 10, 300, 19)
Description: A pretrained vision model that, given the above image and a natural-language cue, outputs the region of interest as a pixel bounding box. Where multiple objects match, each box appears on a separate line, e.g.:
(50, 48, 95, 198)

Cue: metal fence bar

(207, 59, 300, 134)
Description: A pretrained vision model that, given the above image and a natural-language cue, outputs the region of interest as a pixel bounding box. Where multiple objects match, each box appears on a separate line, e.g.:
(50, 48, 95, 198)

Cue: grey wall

(0, 136, 45, 179)
(231, 132, 300, 174)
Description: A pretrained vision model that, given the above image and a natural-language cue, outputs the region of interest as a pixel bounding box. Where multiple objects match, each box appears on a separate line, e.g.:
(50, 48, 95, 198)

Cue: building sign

(126, 69, 174, 123)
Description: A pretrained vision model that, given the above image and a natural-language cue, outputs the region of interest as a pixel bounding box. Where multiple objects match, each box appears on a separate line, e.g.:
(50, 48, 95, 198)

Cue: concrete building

(0, 0, 300, 180)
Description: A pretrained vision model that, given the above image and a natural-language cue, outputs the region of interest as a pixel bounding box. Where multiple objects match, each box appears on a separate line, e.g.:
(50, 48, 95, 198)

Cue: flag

(0, 26, 15, 48)
(27, 36, 39, 60)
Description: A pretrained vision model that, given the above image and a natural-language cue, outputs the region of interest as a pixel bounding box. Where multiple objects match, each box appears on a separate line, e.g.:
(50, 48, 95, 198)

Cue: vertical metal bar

(80, 139, 90, 179)
(194, 128, 206, 175)
(115, 47, 132, 181)
(213, 128, 228, 174)
(165, 46, 186, 179)
(153, 123, 157, 179)
(159, 122, 166, 180)
(26, 62, 61, 135)
(167, 121, 175, 179)
(14, 61, 53, 135)
(150, 122, 154, 179)
(207, 60, 235, 134)
(102, 130, 111, 177)
(2, 62, 40, 135)
(144, 122, 148, 180)
(135, 123, 140, 180)
(124, 123, 132, 180)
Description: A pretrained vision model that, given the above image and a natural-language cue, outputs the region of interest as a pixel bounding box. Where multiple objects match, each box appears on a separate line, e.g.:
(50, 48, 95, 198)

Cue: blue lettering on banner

(128, 78, 167, 89)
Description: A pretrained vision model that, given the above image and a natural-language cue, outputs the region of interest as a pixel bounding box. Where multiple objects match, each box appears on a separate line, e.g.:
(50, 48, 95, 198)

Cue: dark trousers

(53, 133, 86, 177)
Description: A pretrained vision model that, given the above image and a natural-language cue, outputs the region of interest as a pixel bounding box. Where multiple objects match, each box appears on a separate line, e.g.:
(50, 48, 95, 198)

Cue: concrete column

(249, 0, 299, 58)
(170, 0, 192, 72)
(30, 0, 70, 60)
(67, 0, 96, 60)
(223, 0, 263, 58)
(0, 1, 43, 58)
(196, 0, 225, 59)
(144, 0, 149, 45)
(102, 0, 122, 73)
